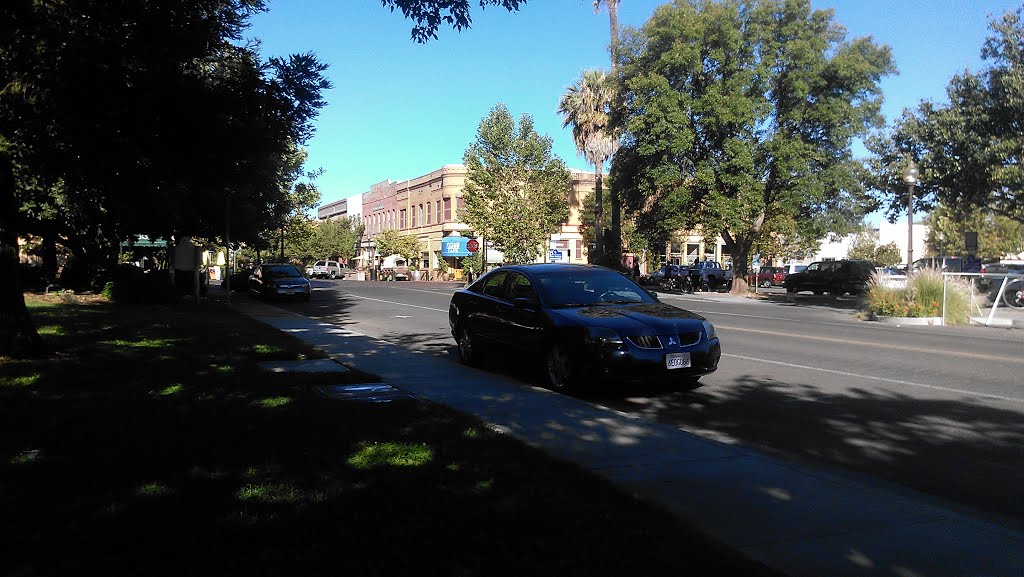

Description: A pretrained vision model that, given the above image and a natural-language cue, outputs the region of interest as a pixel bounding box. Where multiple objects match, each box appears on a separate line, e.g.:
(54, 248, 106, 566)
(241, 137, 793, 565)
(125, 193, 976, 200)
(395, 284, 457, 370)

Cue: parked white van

(380, 254, 409, 281)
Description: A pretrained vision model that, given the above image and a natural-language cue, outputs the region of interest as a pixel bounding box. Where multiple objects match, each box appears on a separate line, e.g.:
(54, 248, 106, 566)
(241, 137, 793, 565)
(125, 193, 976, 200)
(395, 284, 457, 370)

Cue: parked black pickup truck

(689, 260, 731, 290)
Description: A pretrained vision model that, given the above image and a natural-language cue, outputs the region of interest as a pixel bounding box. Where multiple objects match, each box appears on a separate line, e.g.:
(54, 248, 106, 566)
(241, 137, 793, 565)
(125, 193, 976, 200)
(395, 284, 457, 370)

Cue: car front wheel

(761, 279, 771, 288)
(545, 344, 576, 391)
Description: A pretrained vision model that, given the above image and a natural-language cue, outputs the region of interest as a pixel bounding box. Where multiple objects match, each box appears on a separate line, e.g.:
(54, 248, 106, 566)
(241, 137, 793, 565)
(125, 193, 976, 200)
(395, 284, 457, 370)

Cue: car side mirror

(646, 290, 659, 301)
(513, 297, 537, 310)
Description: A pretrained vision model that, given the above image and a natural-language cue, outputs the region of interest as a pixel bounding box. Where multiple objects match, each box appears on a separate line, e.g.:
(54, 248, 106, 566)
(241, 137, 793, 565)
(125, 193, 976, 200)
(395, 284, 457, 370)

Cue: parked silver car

(249, 264, 311, 301)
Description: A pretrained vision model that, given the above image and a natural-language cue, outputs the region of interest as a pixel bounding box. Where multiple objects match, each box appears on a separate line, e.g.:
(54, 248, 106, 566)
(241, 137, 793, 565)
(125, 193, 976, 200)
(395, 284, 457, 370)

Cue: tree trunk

(723, 231, 753, 295)
(0, 155, 43, 354)
(593, 164, 604, 264)
(607, 0, 621, 268)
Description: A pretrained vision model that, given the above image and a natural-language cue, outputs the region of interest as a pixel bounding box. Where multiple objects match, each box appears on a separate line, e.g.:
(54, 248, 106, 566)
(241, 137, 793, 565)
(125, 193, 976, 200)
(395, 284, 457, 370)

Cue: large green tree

(923, 205, 1024, 261)
(382, 0, 526, 42)
(612, 0, 894, 293)
(462, 104, 570, 265)
(374, 228, 422, 263)
(1, 0, 329, 352)
(866, 6, 1024, 226)
(846, 232, 901, 266)
(316, 216, 365, 264)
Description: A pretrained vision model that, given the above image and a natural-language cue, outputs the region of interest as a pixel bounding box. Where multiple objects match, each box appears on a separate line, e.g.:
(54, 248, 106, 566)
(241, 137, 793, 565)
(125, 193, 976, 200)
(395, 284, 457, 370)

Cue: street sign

(549, 249, 563, 262)
(466, 239, 479, 253)
(752, 253, 761, 271)
(965, 232, 978, 254)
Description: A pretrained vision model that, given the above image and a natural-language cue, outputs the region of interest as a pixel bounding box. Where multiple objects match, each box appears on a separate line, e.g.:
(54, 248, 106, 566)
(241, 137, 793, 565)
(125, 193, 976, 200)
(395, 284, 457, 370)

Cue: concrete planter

(875, 315, 943, 326)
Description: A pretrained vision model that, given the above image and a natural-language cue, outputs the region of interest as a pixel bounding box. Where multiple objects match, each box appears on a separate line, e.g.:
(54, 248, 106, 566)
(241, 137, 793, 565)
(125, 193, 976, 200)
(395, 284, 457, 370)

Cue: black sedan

(448, 264, 721, 390)
(248, 263, 311, 301)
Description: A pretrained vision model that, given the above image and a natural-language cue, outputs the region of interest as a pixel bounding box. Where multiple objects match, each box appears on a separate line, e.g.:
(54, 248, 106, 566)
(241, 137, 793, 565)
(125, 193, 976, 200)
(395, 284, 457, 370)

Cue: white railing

(941, 272, 1024, 327)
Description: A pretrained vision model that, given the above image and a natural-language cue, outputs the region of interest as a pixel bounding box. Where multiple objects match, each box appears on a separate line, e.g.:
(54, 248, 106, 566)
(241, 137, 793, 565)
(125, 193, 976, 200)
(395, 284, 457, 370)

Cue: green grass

(136, 482, 173, 497)
(1, 374, 40, 388)
(98, 337, 182, 348)
(1, 293, 780, 577)
(253, 396, 292, 409)
(346, 441, 434, 469)
(155, 384, 185, 396)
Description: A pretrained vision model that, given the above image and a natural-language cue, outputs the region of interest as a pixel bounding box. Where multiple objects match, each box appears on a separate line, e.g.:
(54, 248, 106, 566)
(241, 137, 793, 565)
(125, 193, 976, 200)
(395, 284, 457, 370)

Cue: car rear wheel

(545, 344, 576, 391)
(456, 326, 481, 366)
(329, 271, 336, 279)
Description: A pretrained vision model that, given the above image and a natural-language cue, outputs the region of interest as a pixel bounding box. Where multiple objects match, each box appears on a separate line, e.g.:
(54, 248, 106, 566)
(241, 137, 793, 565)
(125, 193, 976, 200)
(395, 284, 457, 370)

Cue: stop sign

(466, 239, 479, 253)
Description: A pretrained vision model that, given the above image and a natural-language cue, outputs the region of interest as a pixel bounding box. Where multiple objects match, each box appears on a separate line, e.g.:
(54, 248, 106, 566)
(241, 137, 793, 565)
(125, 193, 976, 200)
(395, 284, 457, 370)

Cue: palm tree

(594, 0, 622, 263)
(558, 69, 618, 264)
(594, 0, 620, 72)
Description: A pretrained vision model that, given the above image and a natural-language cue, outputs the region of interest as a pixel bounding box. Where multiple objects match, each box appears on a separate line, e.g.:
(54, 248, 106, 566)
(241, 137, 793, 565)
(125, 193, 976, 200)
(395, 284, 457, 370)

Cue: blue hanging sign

(441, 236, 471, 257)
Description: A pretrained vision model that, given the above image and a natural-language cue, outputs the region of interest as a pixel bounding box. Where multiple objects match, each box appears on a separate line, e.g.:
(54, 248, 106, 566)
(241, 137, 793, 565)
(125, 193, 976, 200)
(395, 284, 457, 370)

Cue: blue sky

(248, 0, 1018, 214)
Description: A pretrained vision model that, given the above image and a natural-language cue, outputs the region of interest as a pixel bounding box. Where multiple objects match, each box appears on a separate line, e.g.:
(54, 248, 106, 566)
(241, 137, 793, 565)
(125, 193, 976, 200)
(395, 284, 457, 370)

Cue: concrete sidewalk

(235, 299, 1024, 577)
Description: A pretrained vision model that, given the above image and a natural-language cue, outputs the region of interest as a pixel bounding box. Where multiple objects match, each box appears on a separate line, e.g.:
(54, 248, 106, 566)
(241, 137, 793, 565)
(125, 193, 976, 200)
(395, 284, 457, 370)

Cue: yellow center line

(717, 324, 1022, 364)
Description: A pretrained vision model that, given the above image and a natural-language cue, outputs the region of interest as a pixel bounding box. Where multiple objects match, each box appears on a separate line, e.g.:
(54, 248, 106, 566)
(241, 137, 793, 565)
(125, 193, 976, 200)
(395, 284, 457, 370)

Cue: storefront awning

(120, 235, 169, 248)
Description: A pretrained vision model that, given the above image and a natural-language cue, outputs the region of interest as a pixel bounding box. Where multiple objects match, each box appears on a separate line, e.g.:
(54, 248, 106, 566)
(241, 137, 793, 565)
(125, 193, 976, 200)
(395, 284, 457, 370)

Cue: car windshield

(266, 265, 303, 278)
(536, 269, 655, 307)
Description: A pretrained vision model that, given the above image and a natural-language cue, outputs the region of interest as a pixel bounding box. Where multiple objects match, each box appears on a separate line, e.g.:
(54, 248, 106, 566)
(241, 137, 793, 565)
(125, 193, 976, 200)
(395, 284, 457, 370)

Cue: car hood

(549, 303, 706, 335)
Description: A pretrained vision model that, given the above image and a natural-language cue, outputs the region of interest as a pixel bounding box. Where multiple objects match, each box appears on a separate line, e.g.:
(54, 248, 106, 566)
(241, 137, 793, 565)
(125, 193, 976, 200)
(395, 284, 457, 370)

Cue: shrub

(865, 267, 974, 324)
(104, 265, 177, 304)
(909, 267, 944, 316)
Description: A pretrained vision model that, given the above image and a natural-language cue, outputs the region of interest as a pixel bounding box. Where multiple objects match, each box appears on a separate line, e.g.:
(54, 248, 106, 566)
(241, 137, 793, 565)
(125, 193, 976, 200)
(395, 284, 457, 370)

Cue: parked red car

(745, 266, 786, 288)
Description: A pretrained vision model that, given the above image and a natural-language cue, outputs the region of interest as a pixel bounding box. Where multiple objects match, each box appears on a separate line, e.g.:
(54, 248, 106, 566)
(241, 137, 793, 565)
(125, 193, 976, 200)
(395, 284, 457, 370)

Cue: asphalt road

(281, 279, 1024, 528)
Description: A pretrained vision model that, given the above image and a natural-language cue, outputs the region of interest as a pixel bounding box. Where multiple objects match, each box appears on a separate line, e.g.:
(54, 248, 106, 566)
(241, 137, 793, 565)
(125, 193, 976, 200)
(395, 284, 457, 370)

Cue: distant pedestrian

(632, 261, 641, 281)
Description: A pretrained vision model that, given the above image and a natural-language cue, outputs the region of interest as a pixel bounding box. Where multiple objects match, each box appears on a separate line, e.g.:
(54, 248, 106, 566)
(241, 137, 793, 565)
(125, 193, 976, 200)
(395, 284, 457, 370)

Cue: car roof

(497, 263, 618, 274)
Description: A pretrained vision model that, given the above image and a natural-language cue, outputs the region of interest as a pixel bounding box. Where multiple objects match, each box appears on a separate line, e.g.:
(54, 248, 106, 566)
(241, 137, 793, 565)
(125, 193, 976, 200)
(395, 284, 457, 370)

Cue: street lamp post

(902, 159, 920, 271)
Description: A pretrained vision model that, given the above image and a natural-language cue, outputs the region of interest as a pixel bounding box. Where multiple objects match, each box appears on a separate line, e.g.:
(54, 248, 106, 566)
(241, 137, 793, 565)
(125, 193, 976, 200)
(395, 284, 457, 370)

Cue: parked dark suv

(784, 259, 874, 296)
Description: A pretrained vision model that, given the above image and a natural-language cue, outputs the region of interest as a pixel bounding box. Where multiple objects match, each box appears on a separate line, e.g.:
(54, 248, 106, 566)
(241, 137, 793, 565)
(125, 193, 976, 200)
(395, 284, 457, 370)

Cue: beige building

(350, 163, 596, 279)
(658, 233, 732, 270)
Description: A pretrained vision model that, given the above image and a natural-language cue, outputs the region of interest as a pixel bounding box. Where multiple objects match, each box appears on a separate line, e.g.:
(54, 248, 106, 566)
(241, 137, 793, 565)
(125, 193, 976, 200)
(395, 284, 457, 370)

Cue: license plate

(666, 352, 690, 369)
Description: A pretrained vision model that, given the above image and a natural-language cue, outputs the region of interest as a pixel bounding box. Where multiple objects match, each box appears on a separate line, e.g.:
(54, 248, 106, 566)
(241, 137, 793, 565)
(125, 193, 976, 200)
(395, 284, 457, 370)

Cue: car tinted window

(508, 273, 538, 302)
(482, 271, 508, 299)
(537, 269, 654, 307)
(315, 261, 325, 267)
(806, 262, 820, 271)
(266, 265, 302, 278)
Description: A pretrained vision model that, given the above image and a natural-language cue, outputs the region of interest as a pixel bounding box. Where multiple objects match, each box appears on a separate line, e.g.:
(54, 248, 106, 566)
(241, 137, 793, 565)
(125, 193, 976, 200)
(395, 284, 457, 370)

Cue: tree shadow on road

(580, 374, 1024, 527)
(762, 292, 865, 311)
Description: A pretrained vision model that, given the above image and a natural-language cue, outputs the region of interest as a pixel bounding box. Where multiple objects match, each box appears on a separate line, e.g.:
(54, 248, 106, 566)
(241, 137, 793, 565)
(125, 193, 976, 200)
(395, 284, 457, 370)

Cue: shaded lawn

(1, 294, 779, 577)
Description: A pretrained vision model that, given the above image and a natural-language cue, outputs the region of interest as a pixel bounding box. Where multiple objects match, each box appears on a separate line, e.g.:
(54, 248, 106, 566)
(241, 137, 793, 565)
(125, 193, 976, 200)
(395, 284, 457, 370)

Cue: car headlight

(584, 326, 625, 351)
(702, 320, 717, 340)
